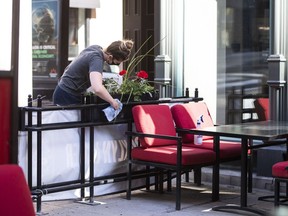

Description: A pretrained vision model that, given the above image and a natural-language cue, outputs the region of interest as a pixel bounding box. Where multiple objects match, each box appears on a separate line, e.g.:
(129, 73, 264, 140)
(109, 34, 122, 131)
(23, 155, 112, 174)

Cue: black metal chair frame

(274, 177, 288, 206)
(176, 128, 241, 186)
(126, 131, 218, 210)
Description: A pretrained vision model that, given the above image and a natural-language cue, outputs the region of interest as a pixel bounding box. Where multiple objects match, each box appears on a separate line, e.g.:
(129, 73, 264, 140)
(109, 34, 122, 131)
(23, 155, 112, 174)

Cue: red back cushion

(254, 98, 269, 121)
(171, 102, 214, 143)
(132, 105, 177, 147)
(0, 165, 35, 216)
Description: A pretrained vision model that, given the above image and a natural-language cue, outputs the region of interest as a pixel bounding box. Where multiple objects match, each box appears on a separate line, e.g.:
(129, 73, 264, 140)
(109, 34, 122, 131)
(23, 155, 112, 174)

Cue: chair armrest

(125, 131, 183, 165)
(126, 131, 181, 142)
(175, 128, 191, 134)
(175, 125, 219, 134)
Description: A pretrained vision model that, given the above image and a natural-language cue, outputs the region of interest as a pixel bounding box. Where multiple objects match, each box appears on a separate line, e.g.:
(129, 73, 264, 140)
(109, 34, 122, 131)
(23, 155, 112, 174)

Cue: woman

(53, 39, 134, 110)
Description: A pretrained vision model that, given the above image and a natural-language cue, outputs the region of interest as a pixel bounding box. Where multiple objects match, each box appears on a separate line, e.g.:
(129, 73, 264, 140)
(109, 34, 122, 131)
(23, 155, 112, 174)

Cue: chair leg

(167, 170, 172, 192)
(145, 165, 150, 191)
(194, 168, 202, 186)
(275, 178, 280, 206)
(185, 171, 189, 182)
(155, 170, 159, 191)
(159, 169, 164, 193)
(126, 162, 132, 200)
(175, 169, 181, 210)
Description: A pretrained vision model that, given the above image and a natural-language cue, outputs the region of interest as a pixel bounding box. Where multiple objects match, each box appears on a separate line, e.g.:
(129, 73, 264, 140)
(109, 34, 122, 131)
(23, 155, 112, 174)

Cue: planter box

(81, 91, 160, 122)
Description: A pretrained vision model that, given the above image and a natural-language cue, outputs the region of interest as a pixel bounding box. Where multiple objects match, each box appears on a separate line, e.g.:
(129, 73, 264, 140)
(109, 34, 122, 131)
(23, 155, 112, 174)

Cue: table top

(190, 120, 288, 141)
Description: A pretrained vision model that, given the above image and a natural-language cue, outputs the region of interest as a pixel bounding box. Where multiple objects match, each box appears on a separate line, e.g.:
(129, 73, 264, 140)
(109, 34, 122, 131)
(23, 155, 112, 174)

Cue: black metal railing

(18, 94, 202, 213)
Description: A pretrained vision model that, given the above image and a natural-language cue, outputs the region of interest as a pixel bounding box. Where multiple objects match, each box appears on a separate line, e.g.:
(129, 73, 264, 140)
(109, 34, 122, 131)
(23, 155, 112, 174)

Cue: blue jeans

(52, 85, 81, 105)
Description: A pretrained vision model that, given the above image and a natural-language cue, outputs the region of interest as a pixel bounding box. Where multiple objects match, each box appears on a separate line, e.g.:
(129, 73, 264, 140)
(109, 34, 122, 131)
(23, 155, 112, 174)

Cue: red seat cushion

(171, 102, 214, 143)
(132, 145, 216, 165)
(184, 140, 241, 160)
(272, 161, 288, 178)
(0, 165, 35, 216)
(132, 105, 177, 148)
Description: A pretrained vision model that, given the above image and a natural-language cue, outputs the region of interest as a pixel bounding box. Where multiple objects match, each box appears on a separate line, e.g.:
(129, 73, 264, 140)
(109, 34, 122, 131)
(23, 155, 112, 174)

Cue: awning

(70, 0, 100, 9)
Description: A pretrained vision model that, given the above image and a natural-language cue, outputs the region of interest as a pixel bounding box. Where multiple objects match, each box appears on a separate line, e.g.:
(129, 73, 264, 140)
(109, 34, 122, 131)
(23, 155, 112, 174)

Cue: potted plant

(103, 69, 159, 102)
(103, 36, 161, 103)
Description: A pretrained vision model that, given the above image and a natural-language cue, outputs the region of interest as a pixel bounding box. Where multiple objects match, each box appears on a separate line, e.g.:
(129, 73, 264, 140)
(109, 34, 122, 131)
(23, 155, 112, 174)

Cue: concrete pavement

(37, 168, 288, 216)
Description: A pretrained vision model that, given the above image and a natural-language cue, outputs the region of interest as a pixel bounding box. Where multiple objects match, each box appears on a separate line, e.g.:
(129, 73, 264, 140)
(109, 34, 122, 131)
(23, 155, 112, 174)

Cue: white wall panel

(183, 0, 217, 121)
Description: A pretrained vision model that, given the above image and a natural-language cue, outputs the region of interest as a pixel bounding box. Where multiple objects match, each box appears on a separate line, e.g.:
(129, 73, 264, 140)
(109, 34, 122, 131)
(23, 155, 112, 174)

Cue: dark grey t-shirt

(58, 45, 104, 97)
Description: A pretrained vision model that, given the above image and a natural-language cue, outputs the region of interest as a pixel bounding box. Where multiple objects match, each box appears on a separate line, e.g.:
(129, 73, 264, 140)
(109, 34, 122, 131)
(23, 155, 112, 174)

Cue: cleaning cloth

(102, 99, 123, 121)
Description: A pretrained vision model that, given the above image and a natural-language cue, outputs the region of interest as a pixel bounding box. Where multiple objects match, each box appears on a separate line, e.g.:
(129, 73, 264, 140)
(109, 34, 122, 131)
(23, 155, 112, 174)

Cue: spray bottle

(194, 115, 204, 145)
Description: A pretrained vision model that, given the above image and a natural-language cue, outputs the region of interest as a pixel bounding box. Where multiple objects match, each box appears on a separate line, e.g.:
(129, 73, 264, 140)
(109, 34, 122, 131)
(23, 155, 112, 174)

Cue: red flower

(119, 70, 127, 76)
(136, 70, 148, 79)
(50, 68, 57, 73)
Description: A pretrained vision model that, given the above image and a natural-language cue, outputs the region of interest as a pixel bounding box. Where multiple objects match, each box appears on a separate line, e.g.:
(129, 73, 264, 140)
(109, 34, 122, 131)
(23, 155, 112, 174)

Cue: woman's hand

(111, 99, 120, 110)
(90, 72, 121, 109)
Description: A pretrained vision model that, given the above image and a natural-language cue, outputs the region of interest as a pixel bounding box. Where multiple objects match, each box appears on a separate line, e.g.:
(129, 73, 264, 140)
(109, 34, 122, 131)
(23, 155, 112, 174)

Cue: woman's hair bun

(123, 39, 133, 51)
(121, 39, 134, 52)
(106, 39, 134, 61)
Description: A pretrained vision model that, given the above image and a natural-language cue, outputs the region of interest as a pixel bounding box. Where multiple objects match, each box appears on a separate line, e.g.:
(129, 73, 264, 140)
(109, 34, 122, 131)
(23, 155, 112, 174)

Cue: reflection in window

(68, 8, 79, 60)
(68, 8, 94, 61)
(217, 0, 270, 124)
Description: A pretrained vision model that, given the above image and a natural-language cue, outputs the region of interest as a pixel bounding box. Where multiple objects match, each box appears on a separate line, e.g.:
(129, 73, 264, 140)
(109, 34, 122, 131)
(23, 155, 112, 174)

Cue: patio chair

(0, 164, 35, 216)
(170, 102, 242, 185)
(126, 104, 218, 210)
(272, 161, 288, 206)
(253, 98, 288, 203)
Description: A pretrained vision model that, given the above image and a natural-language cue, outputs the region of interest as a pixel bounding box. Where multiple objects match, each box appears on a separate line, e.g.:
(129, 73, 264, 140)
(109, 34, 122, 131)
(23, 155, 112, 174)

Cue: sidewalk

(38, 168, 288, 216)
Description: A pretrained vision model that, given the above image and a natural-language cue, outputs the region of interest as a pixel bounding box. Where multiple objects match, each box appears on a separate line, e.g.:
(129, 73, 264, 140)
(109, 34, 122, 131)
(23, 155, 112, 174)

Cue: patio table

(190, 120, 288, 215)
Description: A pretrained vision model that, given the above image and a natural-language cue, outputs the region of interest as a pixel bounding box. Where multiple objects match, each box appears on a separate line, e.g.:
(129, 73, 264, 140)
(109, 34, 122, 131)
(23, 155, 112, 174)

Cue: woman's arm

(90, 72, 120, 110)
